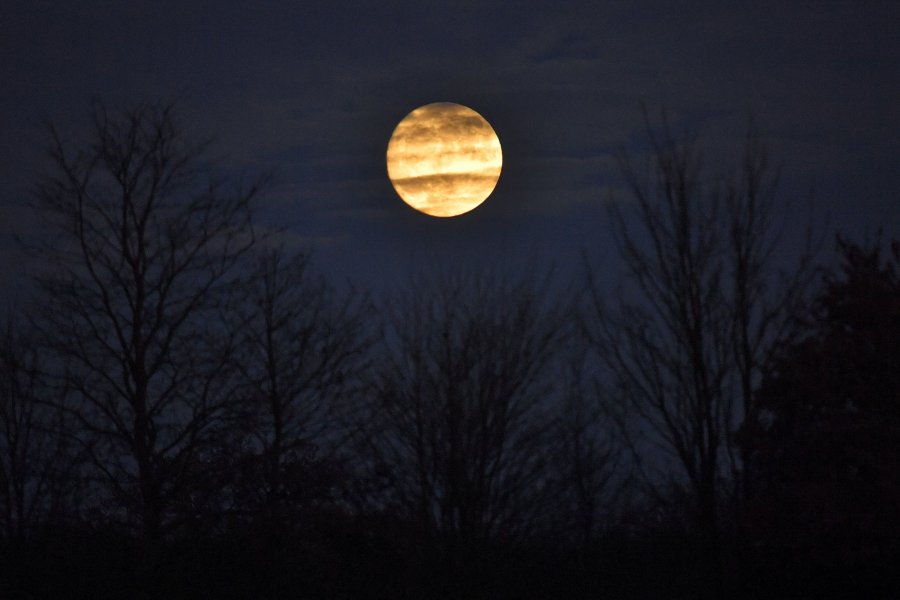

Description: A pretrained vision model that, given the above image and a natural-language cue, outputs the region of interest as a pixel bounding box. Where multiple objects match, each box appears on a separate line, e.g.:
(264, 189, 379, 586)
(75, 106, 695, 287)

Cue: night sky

(2, 1, 898, 305)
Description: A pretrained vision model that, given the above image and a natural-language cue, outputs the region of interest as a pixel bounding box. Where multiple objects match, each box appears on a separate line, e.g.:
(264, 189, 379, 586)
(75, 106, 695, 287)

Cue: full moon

(386, 102, 502, 217)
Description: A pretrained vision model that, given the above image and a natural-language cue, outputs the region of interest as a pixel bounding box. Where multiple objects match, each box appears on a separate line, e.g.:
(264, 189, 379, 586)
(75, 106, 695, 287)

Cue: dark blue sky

(2, 1, 898, 304)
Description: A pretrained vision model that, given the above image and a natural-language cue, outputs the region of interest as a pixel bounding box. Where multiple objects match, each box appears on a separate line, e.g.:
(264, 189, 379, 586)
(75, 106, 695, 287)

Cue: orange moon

(386, 102, 502, 217)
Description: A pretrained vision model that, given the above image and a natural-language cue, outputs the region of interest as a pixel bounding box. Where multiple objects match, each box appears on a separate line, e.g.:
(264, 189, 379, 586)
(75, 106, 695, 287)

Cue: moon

(386, 102, 502, 217)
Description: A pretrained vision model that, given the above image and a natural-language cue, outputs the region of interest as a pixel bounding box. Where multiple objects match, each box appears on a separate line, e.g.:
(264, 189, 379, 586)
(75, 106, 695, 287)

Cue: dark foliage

(742, 236, 900, 569)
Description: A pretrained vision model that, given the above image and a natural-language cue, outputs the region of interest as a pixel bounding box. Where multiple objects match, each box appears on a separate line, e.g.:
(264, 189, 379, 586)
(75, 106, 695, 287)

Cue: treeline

(1, 103, 898, 599)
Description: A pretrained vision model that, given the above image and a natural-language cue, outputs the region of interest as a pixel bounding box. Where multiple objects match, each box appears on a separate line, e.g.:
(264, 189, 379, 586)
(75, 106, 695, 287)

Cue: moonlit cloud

(386, 102, 502, 217)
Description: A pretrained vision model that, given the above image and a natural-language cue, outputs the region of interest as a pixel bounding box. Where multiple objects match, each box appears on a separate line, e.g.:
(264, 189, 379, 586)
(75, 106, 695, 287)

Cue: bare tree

(356, 266, 566, 548)
(226, 247, 370, 534)
(31, 101, 263, 537)
(723, 127, 818, 507)
(0, 318, 81, 544)
(585, 113, 817, 578)
(550, 345, 623, 549)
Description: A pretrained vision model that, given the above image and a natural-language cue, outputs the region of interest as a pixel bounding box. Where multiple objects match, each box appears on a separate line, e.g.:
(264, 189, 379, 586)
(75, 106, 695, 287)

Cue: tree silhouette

(550, 344, 623, 549)
(0, 318, 80, 544)
(743, 237, 900, 556)
(31, 101, 264, 538)
(585, 114, 817, 587)
(225, 247, 370, 537)
(356, 266, 567, 550)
